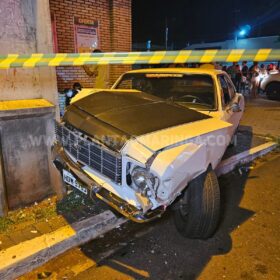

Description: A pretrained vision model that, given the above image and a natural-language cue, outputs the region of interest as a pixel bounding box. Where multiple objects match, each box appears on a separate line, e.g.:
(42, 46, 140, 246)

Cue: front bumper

(52, 143, 164, 223)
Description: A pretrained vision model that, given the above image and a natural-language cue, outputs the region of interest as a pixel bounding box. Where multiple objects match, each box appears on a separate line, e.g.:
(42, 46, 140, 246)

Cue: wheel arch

(265, 81, 280, 92)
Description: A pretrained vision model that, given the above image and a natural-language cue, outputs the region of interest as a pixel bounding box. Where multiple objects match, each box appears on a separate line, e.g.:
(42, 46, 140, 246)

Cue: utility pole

(165, 17, 168, 50)
(233, 5, 240, 48)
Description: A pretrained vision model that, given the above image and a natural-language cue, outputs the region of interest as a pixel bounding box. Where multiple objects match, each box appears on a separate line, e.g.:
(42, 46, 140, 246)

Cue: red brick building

(49, 0, 132, 90)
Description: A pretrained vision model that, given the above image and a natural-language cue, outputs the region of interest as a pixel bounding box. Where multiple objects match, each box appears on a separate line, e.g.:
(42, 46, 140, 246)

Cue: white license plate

(63, 170, 88, 195)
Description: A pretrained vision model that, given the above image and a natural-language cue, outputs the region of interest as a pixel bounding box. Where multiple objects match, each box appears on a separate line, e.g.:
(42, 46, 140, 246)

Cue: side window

(117, 78, 132, 89)
(225, 76, 236, 100)
(133, 79, 153, 93)
(218, 75, 231, 106)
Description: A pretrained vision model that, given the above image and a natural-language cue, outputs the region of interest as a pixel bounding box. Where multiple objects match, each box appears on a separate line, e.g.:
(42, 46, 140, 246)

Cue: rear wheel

(174, 167, 220, 239)
(266, 83, 280, 100)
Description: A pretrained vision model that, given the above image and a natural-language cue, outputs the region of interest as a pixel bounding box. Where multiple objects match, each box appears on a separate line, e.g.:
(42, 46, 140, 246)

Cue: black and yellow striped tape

(0, 49, 279, 69)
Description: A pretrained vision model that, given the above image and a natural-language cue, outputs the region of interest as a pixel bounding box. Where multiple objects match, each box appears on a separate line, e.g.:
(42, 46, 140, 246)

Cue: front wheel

(174, 167, 220, 239)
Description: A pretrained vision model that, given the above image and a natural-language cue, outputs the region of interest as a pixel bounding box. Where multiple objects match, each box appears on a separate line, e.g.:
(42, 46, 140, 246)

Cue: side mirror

(230, 103, 242, 113)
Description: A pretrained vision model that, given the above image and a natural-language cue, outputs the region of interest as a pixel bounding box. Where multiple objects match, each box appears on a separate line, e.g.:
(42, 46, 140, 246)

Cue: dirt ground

(20, 151, 280, 280)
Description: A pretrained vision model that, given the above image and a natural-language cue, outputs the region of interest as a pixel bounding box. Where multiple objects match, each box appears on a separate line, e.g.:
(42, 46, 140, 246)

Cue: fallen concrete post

(216, 141, 278, 176)
(0, 211, 127, 280)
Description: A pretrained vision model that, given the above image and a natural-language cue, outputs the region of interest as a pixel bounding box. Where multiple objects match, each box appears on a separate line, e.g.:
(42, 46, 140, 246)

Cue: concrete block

(0, 99, 56, 210)
(216, 141, 277, 176)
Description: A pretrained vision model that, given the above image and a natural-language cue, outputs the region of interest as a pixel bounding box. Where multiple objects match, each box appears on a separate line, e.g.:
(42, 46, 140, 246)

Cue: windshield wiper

(177, 101, 213, 108)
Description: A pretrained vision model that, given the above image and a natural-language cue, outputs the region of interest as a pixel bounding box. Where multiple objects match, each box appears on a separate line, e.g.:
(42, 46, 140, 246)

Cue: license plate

(63, 170, 88, 195)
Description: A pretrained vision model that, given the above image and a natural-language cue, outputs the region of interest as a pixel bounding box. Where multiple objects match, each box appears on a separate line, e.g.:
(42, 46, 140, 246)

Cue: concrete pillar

(0, 0, 58, 105)
(0, 0, 62, 214)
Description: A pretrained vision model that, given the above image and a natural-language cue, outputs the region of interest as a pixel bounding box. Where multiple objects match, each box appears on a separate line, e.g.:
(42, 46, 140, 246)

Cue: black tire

(174, 167, 220, 239)
(266, 83, 280, 100)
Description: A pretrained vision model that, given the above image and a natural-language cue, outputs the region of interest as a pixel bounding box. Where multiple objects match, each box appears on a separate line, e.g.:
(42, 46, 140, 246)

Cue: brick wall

(49, 0, 131, 90)
(109, 0, 132, 83)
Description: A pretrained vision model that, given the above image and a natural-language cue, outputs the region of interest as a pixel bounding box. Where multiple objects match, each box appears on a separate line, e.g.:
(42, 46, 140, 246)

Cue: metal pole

(165, 17, 168, 50)
(165, 27, 169, 50)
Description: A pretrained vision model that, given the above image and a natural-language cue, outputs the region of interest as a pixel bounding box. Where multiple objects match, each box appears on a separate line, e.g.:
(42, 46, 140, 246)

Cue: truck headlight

(131, 167, 158, 194)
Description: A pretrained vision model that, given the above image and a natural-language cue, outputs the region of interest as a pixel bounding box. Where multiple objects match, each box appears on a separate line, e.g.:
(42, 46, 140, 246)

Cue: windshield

(114, 73, 216, 110)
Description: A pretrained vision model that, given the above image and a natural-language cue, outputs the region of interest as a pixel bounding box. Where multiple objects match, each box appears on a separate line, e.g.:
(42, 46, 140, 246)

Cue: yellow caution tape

(0, 49, 279, 69)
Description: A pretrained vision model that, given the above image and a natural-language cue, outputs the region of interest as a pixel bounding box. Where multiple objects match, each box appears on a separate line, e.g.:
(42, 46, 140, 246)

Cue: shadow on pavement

(75, 169, 255, 279)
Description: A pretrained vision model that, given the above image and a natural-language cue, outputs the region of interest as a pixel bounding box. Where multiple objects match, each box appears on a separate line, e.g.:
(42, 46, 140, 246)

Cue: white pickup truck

(52, 68, 244, 239)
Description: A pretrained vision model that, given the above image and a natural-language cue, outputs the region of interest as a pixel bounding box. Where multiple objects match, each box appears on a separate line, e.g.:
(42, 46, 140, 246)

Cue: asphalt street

(21, 151, 280, 280)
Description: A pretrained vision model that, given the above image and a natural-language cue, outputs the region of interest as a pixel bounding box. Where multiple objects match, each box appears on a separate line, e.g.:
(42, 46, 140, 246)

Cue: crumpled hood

(122, 117, 232, 164)
(63, 90, 211, 151)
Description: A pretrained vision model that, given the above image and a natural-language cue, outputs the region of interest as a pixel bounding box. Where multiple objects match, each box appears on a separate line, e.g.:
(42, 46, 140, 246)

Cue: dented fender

(150, 142, 208, 202)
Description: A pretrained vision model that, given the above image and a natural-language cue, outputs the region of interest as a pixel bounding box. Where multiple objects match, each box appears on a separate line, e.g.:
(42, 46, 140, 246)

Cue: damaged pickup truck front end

(52, 89, 232, 238)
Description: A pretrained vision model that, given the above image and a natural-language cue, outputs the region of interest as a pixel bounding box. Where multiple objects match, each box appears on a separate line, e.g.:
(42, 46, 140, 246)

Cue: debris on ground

(0, 189, 108, 235)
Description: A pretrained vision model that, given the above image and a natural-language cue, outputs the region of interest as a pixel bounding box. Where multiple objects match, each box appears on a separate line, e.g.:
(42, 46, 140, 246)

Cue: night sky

(133, 0, 280, 49)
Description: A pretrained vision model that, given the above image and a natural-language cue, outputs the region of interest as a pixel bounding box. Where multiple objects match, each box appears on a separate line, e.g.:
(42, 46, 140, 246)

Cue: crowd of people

(167, 61, 279, 98)
(220, 61, 279, 98)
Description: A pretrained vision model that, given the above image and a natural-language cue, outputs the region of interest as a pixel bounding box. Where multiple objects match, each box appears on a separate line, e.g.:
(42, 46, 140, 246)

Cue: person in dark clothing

(240, 61, 248, 94)
(222, 65, 227, 72)
(227, 62, 236, 84)
(73, 82, 82, 92)
(64, 89, 72, 107)
(235, 64, 242, 92)
(65, 82, 83, 106)
(241, 61, 249, 77)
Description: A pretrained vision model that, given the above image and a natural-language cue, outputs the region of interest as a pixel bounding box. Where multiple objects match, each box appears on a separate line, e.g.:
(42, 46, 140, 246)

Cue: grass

(0, 217, 14, 232)
(57, 189, 99, 213)
(0, 189, 103, 234)
(0, 197, 57, 234)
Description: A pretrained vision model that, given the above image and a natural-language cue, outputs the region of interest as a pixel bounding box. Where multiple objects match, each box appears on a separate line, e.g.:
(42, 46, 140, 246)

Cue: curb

(216, 141, 278, 176)
(0, 210, 126, 280)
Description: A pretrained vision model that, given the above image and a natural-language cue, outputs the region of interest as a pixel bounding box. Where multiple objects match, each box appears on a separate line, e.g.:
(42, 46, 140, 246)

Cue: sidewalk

(0, 191, 109, 251)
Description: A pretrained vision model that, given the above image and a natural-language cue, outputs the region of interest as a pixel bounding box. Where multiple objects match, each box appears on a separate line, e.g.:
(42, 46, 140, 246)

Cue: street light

(235, 24, 251, 47)
(238, 29, 247, 37)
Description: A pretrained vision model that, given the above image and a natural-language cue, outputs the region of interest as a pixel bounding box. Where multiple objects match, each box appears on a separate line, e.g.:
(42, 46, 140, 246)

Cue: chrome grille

(55, 122, 122, 184)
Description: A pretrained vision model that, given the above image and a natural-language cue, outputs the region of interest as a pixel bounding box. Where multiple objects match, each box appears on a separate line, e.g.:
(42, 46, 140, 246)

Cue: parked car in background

(260, 72, 280, 100)
(52, 68, 244, 239)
